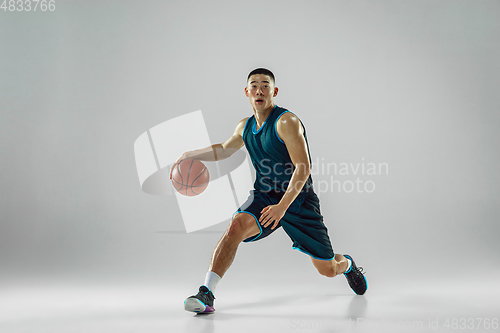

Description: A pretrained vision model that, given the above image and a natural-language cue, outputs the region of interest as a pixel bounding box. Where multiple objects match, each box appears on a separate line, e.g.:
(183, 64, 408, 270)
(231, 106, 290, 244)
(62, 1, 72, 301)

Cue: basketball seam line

(177, 162, 184, 190)
(190, 166, 207, 187)
(186, 159, 194, 196)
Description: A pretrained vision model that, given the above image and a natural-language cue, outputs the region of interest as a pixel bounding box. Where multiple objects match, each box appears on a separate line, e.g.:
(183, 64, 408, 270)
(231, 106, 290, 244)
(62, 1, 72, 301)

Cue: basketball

(171, 159, 209, 196)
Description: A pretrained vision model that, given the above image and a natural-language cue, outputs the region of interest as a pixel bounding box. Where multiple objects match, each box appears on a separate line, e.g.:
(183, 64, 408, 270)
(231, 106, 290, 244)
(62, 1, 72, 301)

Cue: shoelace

(349, 266, 365, 275)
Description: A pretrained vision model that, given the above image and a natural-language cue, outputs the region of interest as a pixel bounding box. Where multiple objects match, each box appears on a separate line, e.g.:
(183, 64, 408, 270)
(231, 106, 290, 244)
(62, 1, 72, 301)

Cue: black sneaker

(343, 254, 367, 295)
(184, 286, 216, 313)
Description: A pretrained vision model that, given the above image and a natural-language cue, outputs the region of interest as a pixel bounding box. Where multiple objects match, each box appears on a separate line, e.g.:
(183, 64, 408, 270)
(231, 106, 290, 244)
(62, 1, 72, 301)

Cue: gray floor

(1, 273, 498, 333)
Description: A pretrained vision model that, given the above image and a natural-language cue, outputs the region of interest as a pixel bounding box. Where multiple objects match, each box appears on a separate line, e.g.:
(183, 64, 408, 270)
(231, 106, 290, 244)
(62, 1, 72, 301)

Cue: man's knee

(227, 213, 259, 241)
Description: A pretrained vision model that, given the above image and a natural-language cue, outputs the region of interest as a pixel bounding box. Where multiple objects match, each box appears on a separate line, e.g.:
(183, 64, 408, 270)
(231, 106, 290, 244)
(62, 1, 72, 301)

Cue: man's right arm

(170, 117, 248, 178)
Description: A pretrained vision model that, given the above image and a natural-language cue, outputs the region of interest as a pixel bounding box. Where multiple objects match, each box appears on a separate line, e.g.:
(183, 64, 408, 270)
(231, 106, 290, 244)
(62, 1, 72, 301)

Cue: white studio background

(1, 0, 499, 293)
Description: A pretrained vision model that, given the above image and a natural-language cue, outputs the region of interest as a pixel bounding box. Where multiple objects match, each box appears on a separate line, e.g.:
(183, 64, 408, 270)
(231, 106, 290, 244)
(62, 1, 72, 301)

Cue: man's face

(245, 74, 278, 112)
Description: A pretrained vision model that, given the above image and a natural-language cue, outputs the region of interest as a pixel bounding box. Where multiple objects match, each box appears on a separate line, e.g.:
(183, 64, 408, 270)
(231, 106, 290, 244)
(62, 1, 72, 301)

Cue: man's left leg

(311, 253, 367, 295)
(311, 253, 349, 278)
(280, 193, 367, 295)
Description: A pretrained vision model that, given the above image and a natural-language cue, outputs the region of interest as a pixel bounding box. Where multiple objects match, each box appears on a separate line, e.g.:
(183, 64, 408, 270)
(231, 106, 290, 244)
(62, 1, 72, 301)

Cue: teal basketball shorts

(233, 190, 335, 260)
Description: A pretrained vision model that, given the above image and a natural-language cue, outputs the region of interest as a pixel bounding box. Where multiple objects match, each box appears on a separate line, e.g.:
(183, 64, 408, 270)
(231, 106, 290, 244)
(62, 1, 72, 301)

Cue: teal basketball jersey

(242, 105, 315, 196)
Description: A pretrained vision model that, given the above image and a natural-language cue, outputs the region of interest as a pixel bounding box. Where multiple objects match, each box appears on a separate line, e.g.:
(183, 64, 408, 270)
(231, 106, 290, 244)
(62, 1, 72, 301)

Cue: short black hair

(247, 68, 275, 85)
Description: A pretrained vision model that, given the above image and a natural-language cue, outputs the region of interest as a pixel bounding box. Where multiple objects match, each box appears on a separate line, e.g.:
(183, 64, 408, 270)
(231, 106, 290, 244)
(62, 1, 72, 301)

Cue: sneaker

(343, 254, 367, 295)
(184, 285, 216, 313)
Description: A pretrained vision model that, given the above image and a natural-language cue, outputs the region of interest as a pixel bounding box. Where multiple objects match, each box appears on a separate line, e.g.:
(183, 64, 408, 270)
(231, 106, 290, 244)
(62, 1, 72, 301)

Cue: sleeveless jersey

(242, 105, 315, 197)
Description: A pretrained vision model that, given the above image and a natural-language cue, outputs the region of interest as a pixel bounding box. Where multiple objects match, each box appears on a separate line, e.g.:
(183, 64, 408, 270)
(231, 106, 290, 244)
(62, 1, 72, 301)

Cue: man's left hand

(259, 204, 287, 230)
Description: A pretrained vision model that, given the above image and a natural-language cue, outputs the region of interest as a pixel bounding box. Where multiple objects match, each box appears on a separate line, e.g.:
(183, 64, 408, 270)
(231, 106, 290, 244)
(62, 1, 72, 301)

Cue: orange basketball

(171, 159, 209, 196)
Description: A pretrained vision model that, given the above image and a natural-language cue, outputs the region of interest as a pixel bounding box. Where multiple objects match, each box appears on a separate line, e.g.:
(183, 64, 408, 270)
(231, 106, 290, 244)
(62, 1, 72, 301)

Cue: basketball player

(171, 68, 367, 314)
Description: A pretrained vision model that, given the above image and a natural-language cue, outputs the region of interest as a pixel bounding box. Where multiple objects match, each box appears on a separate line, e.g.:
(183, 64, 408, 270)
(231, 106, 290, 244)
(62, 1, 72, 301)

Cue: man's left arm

(259, 113, 311, 229)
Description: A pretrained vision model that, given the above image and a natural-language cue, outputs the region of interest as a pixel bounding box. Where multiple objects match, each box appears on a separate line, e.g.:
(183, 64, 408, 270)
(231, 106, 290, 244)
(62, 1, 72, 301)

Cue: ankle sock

(345, 258, 353, 273)
(204, 271, 221, 293)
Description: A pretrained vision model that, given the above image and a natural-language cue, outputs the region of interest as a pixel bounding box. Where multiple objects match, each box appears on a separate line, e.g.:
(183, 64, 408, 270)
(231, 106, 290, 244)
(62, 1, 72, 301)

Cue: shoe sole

(184, 298, 215, 313)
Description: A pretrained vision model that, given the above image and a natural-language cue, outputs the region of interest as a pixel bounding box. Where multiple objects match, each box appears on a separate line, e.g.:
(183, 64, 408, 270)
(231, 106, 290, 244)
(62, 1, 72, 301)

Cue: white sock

(204, 271, 221, 293)
(345, 258, 353, 273)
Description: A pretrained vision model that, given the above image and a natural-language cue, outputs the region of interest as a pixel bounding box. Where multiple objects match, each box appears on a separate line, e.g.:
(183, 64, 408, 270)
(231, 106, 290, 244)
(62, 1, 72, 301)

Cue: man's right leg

(208, 212, 261, 278)
(184, 212, 260, 313)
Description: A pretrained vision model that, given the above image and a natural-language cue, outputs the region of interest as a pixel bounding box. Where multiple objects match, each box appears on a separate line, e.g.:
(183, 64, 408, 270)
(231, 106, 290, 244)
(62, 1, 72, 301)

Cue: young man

(171, 68, 367, 314)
